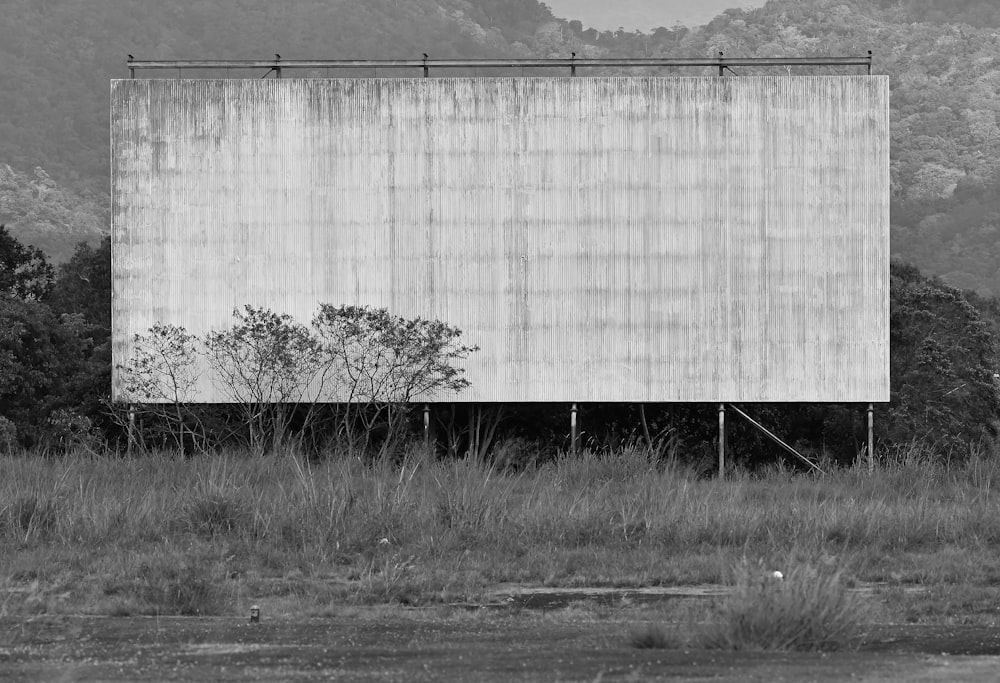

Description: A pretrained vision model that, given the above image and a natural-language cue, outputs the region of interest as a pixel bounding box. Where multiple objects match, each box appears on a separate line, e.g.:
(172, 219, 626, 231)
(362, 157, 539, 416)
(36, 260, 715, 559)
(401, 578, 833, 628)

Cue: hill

(2, 0, 1000, 291)
(0, 164, 107, 263)
(544, 0, 765, 31)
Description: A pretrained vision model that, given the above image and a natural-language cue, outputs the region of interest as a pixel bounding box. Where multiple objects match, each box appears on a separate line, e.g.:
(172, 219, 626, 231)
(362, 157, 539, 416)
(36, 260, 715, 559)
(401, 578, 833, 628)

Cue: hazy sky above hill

(544, 0, 767, 30)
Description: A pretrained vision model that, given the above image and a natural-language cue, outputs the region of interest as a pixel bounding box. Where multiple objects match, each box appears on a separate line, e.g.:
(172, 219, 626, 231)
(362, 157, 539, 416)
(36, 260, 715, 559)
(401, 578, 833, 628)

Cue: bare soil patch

(3, 610, 1000, 682)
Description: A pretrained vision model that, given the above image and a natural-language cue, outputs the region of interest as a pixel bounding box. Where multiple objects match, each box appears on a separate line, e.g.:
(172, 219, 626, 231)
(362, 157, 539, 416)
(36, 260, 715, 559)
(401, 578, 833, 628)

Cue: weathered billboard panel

(111, 76, 889, 403)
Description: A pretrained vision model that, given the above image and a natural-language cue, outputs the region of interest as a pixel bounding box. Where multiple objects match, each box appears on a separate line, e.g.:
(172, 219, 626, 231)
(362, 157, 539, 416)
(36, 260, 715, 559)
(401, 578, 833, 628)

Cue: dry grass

(696, 561, 864, 651)
(1, 445, 999, 617)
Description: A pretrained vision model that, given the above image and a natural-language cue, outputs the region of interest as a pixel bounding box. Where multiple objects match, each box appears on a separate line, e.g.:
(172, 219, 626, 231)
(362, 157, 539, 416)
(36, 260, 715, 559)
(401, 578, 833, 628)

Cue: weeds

(185, 493, 249, 538)
(130, 552, 225, 616)
(696, 561, 864, 651)
(1, 447, 1000, 616)
(4, 494, 60, 541)
(356, 548, 423, 605)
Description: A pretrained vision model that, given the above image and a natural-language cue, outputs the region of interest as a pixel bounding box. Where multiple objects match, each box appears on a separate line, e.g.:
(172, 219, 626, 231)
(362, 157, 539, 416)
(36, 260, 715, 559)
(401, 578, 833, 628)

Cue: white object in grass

(771, 570, 784, 580)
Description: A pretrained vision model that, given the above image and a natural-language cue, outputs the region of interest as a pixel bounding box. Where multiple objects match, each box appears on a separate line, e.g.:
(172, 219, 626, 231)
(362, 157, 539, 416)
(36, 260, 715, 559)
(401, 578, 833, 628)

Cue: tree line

(2, 225, 998, 465)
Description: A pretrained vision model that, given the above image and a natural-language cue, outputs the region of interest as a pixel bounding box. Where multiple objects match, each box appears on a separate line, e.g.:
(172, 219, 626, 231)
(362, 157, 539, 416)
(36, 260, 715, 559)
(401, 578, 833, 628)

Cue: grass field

(2, 445, 1000, 628)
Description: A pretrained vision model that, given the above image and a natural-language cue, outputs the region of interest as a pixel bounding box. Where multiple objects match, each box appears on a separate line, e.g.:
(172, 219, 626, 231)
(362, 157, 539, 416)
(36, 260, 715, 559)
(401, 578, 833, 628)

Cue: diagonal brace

(726, 404, 826, 475)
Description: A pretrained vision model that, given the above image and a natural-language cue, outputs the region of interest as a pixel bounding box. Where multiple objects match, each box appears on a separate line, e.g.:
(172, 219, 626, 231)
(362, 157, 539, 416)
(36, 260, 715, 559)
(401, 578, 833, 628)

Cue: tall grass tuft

(697, 560, 864, 651)
(4, 494, 60, 541)
(185, 493, 249, 537)
(133, 551, 225, 616)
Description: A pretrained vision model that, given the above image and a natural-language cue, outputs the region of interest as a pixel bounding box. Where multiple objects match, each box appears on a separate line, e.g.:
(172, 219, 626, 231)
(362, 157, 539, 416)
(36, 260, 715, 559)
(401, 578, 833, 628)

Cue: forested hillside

(543, 0, 764, 31)
(586, 0, 1000, 294)
(2, 0, 1000, 288)
(0, 165, 106, 263)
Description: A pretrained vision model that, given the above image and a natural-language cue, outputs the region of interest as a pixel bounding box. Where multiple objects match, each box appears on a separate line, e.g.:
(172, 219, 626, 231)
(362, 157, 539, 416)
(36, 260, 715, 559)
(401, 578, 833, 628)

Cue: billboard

(112, 76, 889, 403)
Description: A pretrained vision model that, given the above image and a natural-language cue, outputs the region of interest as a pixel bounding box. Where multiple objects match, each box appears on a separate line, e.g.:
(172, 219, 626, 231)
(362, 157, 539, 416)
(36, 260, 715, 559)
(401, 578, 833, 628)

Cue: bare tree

(115, 323, 200, 451)
(311, 304, 478, 454)
(204, 306, 321, 454)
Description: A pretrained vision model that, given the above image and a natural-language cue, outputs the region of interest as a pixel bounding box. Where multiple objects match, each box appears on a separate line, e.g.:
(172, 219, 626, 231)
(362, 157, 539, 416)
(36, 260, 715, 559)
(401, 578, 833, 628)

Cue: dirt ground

(4, 609, 1000, 682)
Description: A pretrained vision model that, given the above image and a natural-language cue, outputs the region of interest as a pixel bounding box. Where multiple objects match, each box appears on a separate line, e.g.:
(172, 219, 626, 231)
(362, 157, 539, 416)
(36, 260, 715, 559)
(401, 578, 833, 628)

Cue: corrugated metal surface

(111, 76, 889, 403)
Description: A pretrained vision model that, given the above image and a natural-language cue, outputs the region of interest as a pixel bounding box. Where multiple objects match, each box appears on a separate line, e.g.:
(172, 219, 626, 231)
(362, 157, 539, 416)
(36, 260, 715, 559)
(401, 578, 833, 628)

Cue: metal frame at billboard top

(125, 53, 874, 78)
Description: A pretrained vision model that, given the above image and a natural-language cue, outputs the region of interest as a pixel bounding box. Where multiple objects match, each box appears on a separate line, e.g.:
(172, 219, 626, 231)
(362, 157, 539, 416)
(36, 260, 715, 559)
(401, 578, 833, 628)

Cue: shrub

(696, 561, 864, 651)
(185, 493, 249, 538)
(356, 552, 423, 605)
(42, 408, 102, 453)
(135, 553, 224, 616)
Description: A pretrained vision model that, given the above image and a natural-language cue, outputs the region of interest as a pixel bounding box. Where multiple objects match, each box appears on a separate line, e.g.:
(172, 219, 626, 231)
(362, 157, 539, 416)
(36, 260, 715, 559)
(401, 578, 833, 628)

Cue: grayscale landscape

(3, 1, 1000, 681)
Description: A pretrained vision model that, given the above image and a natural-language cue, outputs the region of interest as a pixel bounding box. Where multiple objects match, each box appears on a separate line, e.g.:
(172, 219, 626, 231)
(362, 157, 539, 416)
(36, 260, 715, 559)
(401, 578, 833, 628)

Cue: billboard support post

(570, 403, 580, 455)
(718, 403, 725, 479)
(127, 404, 136, 456)
(867, 403, 875, 473)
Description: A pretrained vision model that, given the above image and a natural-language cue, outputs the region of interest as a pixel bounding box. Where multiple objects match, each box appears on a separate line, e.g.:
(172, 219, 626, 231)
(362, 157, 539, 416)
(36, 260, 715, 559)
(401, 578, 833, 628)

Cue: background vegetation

(3, 1, 1000, 459)
(3, 232, 1000, 462)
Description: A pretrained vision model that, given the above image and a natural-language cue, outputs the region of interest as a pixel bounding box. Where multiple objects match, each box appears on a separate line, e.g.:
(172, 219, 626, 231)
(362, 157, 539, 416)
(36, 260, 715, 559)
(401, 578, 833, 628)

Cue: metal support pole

(867, 403, 875, 473)
(718, 52, 725, 77)
(570, 403, 580, 455)
(423, 404, 431, 447)
(127, 404, 136, 456)
(571, 52, 576, 77)
(423, 53, 429, 78)
(274, 54, 281, 79)
(718, 403, 725, 479)
(867, 50, 872, 75)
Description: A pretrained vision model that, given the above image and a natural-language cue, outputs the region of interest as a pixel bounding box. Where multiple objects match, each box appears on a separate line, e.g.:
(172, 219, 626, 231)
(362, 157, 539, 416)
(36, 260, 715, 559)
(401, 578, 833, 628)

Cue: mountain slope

(585, 0, 1000, 294)
(544, 0, 765, 31)
(0, 0, 552, 193)
(0, 164, 107, 263)
(3, 0, 1000, 291)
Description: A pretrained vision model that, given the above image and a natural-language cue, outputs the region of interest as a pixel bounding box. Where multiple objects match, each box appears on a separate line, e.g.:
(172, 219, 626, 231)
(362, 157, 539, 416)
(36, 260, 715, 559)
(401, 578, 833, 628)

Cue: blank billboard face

(111, 76, 889, 403)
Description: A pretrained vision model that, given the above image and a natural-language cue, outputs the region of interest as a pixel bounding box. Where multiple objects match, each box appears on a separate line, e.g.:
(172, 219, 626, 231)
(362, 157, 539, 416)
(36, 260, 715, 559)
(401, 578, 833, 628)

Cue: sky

(543, 0, 767, 31)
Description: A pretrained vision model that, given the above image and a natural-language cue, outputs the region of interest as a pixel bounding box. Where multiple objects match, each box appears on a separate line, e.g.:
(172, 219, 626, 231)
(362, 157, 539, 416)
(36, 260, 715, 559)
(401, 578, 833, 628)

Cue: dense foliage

(886, 264, 1000, 454)
(0, 224, 53, 300)
(0, 236, 111, 450)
